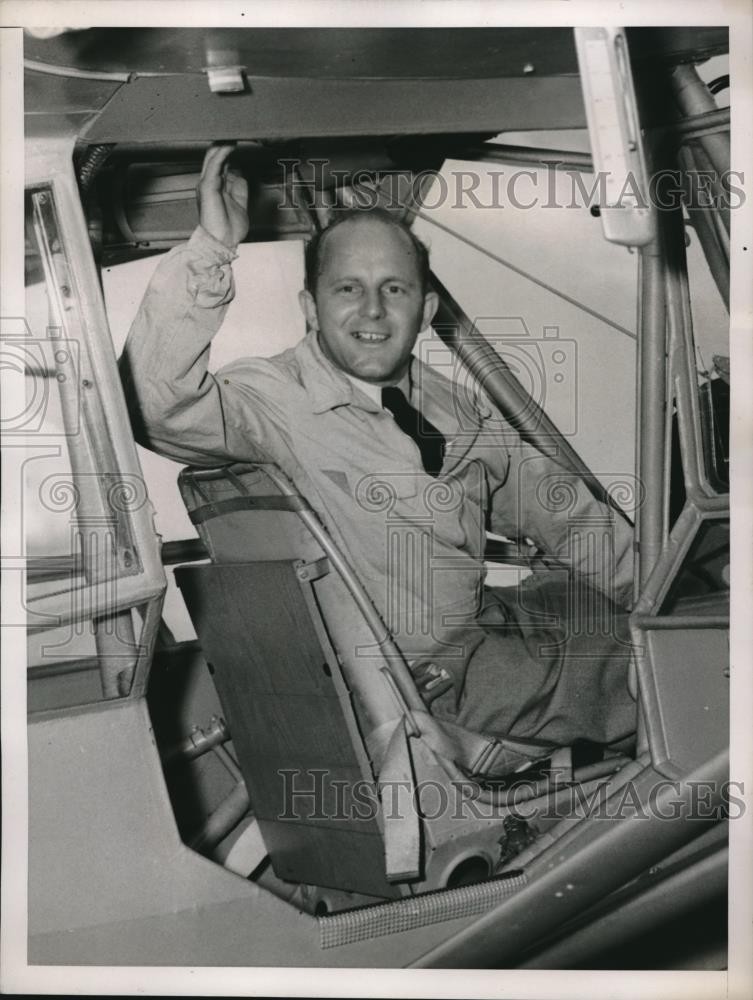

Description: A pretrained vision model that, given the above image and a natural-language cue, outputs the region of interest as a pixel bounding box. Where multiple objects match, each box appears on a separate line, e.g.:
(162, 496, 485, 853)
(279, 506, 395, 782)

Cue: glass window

(21, 185, 149, 704)
(659, 518, 730, 615)
(698, 364, 729, 493)
(681, 113, 730, 498)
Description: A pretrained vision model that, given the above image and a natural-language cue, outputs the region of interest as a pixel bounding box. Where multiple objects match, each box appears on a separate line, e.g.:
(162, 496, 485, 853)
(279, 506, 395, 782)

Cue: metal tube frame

(428, 273, 629, 521)
(635, 238, 668, 590)
(411, 749, 728, 967)
(628, 194, 729, 776)
(520, 834, 727, 968)
(665, 205, 728, 503)
(631, 501, 728, 618)
(668, 65, 730, 182)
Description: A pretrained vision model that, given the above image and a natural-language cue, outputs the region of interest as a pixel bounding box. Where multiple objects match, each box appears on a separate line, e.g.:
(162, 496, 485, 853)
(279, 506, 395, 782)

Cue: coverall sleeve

(487, 428, 635, 610)
(119, 226, 289, 467)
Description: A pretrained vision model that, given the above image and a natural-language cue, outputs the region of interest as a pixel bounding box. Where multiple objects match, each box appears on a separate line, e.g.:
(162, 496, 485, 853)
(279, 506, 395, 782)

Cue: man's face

(299, 217, 438, 386)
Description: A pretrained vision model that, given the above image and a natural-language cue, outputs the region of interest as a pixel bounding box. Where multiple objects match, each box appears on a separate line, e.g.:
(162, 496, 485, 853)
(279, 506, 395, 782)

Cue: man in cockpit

(122, 144, 637, 750)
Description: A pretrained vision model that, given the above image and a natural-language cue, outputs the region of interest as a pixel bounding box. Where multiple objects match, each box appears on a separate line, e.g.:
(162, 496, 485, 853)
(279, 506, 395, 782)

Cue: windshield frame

(22, 136, 165, 703)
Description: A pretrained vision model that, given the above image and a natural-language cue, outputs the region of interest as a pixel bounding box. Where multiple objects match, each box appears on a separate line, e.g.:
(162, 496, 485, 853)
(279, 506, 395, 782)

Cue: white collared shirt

(344, 370, 412, 408)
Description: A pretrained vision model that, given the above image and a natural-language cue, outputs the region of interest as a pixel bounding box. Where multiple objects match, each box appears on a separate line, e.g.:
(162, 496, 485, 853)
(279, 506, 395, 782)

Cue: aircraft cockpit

(9, 22, 739, 973)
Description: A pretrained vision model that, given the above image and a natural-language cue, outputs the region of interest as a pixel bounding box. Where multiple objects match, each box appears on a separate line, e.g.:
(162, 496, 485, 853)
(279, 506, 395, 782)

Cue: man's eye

(337, 284, 359, 295)
(384, 284, 406, 295)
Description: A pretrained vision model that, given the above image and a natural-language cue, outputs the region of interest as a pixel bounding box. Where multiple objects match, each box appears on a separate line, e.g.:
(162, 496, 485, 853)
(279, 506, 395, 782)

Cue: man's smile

(351, 330, 390, 342)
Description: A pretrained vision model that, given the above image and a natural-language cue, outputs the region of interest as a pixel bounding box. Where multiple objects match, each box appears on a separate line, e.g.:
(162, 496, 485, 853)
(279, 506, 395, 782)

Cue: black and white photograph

(1, 1, 752, 996)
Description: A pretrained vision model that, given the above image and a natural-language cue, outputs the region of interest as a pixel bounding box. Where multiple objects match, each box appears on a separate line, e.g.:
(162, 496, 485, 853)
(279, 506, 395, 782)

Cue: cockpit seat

(175, 462, 616, 902)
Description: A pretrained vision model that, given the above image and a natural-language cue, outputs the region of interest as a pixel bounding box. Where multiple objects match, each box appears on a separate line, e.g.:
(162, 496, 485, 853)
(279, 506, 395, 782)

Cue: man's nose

(360, 288, 385, 319)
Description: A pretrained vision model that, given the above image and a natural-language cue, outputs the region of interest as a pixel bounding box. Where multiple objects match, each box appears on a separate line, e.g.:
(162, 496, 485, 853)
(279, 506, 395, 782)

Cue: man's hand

(197, 144, 249, 249)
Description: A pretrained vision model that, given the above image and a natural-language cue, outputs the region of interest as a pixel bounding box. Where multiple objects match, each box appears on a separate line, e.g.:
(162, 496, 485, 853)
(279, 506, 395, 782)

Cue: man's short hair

(304, 207, 431, 295)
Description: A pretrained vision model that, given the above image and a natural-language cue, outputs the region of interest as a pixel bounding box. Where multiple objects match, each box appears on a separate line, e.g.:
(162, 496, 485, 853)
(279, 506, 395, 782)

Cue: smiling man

(122, 144, 637, 750)
(299, 208, 437, 388)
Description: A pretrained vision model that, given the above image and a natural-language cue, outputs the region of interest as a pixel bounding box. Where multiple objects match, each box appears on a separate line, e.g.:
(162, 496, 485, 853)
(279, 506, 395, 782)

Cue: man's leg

(449, 574, 637, 746)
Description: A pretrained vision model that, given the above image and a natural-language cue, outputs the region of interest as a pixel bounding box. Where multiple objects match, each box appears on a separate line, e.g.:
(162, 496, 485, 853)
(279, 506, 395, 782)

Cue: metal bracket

(204, 63, 247, 94)
(294, 556, 331, 583)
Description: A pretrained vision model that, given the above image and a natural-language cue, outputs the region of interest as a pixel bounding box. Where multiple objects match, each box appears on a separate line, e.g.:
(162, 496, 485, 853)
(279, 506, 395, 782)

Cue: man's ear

(420, 290, 440, 332)
(298, 289, 319, 331)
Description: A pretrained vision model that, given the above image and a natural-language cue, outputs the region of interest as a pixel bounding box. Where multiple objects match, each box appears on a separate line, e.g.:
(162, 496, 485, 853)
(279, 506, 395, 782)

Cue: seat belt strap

(379, 717, 421, 882)
(412, 711, 555, 778)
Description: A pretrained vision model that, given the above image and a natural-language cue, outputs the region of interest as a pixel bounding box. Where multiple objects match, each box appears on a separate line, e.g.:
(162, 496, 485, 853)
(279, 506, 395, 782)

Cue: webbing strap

(188, 494, 312, 524)
(380, 718, 421, 882)
(412, 710, 555, 779)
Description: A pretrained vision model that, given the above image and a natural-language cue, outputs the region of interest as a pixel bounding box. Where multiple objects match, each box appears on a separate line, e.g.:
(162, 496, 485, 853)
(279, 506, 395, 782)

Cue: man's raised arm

(120, 145, 255, 466)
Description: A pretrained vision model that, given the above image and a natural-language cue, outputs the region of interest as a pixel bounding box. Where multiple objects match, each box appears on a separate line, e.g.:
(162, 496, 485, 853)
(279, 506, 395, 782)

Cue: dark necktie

(382, 386, 446, 477)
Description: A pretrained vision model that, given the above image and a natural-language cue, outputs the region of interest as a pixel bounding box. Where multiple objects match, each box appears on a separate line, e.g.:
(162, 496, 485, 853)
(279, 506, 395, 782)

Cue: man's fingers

(200, 143, 236, 188)
(197, 143, 249, 244)
(224, 169, 249, 208)
(204, 142, 236, 167)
